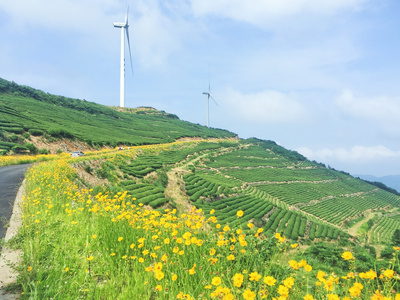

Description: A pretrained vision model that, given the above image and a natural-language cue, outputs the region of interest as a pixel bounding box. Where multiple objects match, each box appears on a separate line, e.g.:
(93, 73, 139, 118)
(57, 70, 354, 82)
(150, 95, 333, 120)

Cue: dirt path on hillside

(164, 152, 210, 213)
(165, 167, 193, 213)
(347, 212, 376, 237)
(164, 147, 234, 214)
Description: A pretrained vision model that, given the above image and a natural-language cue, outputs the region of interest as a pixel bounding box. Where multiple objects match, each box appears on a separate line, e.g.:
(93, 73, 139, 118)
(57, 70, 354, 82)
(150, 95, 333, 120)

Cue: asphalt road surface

(0, 164, 31, 241)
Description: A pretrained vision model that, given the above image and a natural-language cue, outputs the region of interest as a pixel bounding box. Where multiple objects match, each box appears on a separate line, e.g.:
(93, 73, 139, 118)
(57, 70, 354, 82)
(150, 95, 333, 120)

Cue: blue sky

(1, 0, 400, 177)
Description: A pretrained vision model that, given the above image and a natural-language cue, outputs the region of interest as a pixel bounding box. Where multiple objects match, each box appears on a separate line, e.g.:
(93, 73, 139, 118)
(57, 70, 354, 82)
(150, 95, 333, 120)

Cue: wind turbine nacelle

(114, 22, 126, 28)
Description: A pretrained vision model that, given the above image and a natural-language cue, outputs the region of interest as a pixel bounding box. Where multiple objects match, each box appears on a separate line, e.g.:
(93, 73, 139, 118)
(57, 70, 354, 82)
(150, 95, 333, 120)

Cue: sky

(1, 0, 400, 177)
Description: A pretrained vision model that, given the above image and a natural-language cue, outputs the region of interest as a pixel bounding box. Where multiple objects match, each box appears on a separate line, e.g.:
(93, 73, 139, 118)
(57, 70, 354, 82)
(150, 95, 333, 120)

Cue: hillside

(0, 77, 236, 154)
(3, 79, 400, 298)
(68, 137, 398, 246)
(2, 77, 400, 246)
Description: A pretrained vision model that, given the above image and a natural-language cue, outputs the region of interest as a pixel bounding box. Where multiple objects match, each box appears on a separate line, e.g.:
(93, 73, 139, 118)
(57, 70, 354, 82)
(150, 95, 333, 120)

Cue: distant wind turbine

(202, 70, 218, 127)
(114, 7, 134, 108)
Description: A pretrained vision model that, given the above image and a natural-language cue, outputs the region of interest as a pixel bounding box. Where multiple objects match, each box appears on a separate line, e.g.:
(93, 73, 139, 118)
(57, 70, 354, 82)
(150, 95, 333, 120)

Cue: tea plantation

(2, 77, 400, 247)
(0, 77, 236, 153)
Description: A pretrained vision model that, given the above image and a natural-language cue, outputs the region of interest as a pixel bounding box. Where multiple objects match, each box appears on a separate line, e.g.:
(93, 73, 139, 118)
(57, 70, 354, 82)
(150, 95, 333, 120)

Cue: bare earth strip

(0, 181, 25, 299)
(164, 151, 217, 214)
(347, 212, 376, 237)
(165, 167, 193, 213)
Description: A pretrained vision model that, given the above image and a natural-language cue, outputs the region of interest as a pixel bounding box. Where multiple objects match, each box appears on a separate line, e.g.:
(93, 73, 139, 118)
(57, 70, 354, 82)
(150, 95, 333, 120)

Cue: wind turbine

(114, 7, 134, 108)
(202, 70, 218, 127)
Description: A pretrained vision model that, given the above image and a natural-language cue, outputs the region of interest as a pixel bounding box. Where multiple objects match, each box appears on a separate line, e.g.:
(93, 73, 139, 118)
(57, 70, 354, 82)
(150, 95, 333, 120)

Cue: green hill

(180, 138, 400, 244)
(2, 77, 400, 246)
(0, 77, 236, 153)
(6, 78, 400, 299)
(89, 137, 399, 245)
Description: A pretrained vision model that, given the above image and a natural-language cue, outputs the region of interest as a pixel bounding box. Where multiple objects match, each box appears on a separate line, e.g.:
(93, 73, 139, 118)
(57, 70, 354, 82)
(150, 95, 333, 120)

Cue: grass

(11, 158, 400, 299)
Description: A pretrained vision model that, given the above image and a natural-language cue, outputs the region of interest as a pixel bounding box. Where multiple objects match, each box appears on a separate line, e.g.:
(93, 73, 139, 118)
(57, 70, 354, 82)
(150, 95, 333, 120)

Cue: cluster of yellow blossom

(289, 259, 312, 272)
(274, 232, 285, 243)
(19, 159, 400, 300)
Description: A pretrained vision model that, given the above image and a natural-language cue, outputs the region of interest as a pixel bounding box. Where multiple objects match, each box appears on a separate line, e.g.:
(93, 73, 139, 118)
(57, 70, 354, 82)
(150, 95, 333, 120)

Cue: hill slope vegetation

(0, 77, 236, 153)
(3, 78, 400, 298)
(2, 77, 400, 245)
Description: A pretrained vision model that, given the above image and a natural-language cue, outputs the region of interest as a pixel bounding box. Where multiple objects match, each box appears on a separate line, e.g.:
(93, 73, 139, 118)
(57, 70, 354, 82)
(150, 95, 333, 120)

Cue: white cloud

(336, 89, 400, 121)
(335, 90, 400, 136)
(132, 0, 188, 68)
(190, 0, 368, 28)
(222, 88, 308, 124)
(0, 0, 117, 33)
(297, 145, 400, 164)
(0, 0, 189, 68)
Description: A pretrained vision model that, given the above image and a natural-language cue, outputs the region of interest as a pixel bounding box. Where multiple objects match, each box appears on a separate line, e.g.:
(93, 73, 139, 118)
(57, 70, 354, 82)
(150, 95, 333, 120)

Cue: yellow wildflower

(249, 272, 262, 282)
(341, 251, 354, 260)
(212, 276, 222, 286)
(289, 260, 299, 270)
(232, 273, 244, 287)
(304, 265, 312, 272)
(263, 276, 276, 286)
(242, 289, 256, 300)
(284, 276, 295, 289)
(384, 269, 394, 278)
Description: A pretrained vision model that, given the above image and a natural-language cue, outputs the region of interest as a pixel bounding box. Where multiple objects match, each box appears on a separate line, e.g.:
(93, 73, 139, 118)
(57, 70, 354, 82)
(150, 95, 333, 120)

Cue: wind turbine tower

(202, 71, 218, 127)
(114, 7, 134, 108)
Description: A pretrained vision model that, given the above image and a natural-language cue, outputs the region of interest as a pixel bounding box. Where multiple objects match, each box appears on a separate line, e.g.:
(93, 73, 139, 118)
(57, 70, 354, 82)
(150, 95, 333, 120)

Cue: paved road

(0, 164, 31, 241)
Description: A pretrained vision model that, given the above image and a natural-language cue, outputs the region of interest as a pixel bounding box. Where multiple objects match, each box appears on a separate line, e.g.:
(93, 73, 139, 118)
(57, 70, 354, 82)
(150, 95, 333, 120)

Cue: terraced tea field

(171, 139, 400, 244)
(78, 138, 400, 245)
(0, 77, 236, 153)
(2, 76, 400, 245)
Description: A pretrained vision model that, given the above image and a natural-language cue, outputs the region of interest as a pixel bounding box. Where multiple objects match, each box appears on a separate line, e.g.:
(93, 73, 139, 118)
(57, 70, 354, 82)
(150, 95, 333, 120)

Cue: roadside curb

(0, 180, 25, 299)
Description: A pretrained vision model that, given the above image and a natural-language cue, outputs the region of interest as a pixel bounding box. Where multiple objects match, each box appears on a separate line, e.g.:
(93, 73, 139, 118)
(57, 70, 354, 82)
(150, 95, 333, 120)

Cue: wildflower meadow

(5, 149, 400, 299)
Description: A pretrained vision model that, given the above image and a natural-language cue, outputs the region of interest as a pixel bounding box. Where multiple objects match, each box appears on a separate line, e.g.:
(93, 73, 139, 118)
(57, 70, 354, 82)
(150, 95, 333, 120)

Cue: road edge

(0, 179, 25, 299)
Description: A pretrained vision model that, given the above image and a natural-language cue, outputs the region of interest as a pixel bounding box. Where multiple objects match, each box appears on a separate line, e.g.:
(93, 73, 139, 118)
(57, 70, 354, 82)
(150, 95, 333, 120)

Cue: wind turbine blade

(125, 6, 129, 25)
(210, 94, 218, 106)
(126, 26, 134, 75)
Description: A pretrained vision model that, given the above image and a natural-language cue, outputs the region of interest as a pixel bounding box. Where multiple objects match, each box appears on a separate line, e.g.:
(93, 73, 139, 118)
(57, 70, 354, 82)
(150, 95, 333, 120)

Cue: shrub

(155, 169, 169, 189)
(11, 145, 27, 153)
(38, 148, 50, 154)
(5, 127, 24, 134)
(48, 128, 74, 139)
(84, 165, 92, 174)
(7, 133, 19, 143)
(23, 142, 38, 154)
(381, 245, 395, 259)
(28, 129, 45, 136)
(120, 180, 137, 186)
